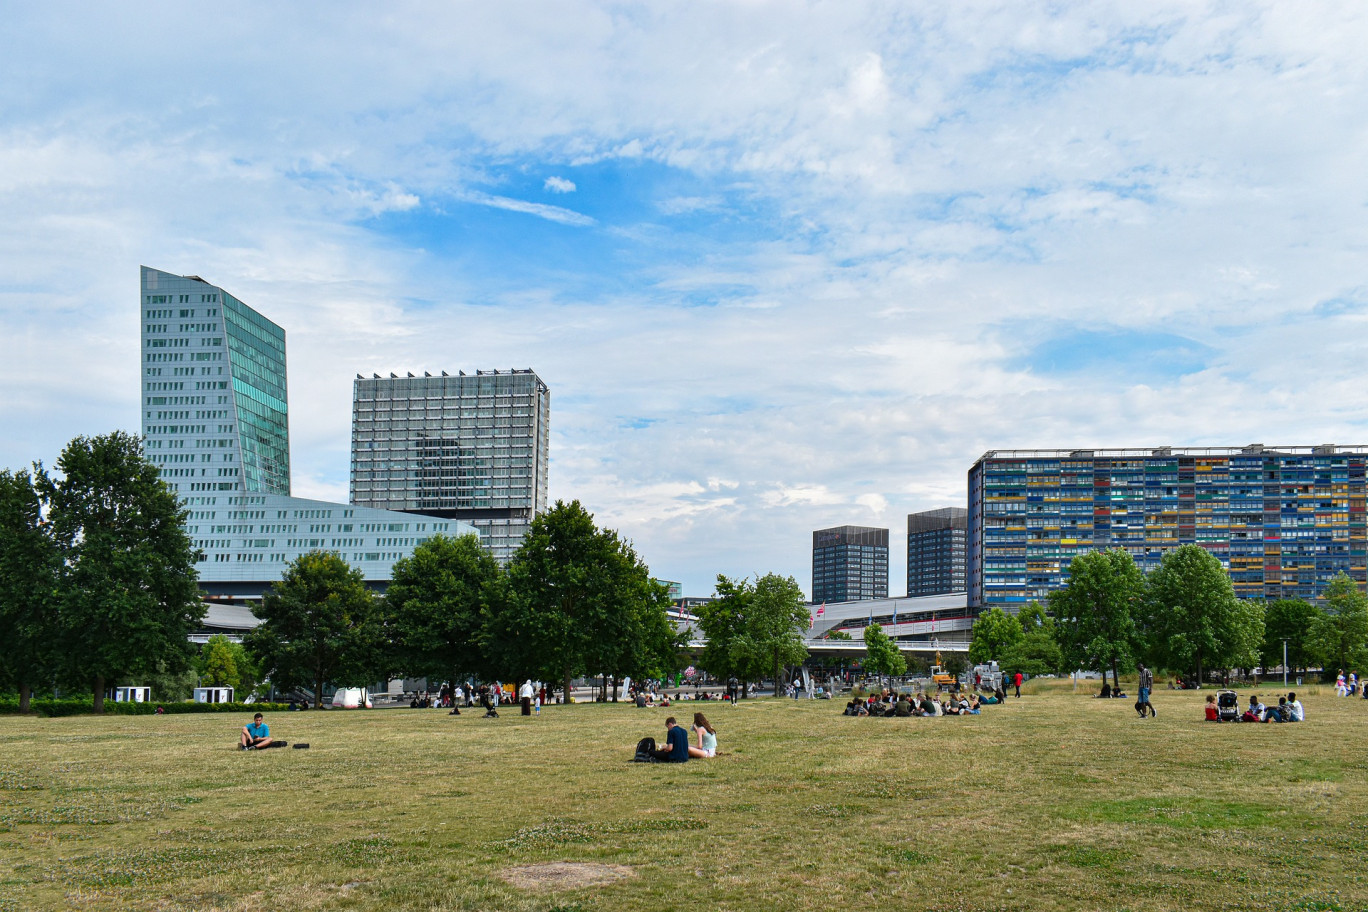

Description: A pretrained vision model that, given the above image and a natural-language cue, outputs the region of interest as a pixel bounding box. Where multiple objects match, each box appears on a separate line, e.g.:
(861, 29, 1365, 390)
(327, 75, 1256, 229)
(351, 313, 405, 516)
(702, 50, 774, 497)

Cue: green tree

(1144, 544, 1261, 682)
(42, 432, 202, 713)
(968, 607, 1024, 665)
(503, 500, 675, 701)
(1260, 598, 1324, 675)
(245, 551, 382, 708)
(199, 634, 241, 691)
(1017, 601, 1055, 635)
(725, 573, 809, 696)
(1307, 573, 1368, 678)
(386, 534, 501, 688)
(695, 575, 752, 689)
(998, 628, 1064, 678)
(824, 629, 853, 641)
(0, 468, 59, 713)
(1050, 548, 1145, 690)
(861, 624, 907, 677)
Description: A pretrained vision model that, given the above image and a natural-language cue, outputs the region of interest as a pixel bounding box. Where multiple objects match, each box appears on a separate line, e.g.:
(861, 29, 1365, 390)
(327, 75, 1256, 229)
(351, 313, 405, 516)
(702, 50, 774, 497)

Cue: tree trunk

(93, 676, 105, 714)
(611, 675, 619, 703)
(1196, 651, 1203, 689)
(1110, 660, 1119, 693)
(563, 667, 573, 706)
(314, 670, 324, 709)
(19, 683, 31, 714)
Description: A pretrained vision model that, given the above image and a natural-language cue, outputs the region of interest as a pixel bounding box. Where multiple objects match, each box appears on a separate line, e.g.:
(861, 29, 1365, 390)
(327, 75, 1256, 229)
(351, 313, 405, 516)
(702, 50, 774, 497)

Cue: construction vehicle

(930, 652, 958, 692)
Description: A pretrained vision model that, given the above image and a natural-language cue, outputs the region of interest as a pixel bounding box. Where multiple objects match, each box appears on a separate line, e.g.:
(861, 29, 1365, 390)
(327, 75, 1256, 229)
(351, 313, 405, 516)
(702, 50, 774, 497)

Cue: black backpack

(632, 737, 658, 762)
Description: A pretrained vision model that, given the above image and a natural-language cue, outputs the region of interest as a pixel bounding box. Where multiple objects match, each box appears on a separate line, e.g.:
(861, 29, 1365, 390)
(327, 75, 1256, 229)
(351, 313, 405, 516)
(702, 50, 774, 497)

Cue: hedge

(0, 698, 293, 718)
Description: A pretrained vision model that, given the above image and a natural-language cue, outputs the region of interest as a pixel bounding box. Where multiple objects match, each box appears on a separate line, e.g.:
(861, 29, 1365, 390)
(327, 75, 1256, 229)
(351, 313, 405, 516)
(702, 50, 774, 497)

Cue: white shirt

(519, 681, 534, 699)
(1288, 700, 1305, 722)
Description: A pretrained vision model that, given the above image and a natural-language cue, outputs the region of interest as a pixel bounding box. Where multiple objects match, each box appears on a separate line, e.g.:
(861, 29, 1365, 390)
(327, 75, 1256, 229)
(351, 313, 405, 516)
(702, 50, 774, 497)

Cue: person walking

(1137, 663, 1156, 718)
(1336, 669, 1347, 697)
(1013, 671, 1023, 698)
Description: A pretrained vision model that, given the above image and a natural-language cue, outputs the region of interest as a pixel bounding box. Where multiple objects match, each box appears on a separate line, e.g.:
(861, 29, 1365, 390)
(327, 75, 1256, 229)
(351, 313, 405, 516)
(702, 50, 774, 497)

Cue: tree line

(0, 432, 683, 711)
(969, 544, 1368, 687)
(246, 500, 682, 707)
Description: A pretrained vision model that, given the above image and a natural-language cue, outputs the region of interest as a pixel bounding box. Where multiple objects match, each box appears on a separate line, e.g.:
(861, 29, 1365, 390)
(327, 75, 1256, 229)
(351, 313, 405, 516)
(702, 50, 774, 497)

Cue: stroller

(1216, 690, 1240, 723)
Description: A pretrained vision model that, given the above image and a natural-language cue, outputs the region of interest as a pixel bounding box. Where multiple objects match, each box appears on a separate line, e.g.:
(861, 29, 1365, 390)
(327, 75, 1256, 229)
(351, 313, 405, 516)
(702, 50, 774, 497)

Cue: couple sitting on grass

(645, 713, 718, 762)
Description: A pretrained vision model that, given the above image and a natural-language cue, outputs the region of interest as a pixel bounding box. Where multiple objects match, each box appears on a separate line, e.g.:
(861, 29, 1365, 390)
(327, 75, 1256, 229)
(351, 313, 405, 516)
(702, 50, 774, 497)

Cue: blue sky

(4, 2, 1368, 596)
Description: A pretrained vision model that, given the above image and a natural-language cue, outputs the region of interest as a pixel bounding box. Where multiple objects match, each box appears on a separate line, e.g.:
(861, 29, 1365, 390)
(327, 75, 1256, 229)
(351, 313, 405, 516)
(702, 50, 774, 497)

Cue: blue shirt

(665, 724, 689, 762)
(246, 721, 269, 739)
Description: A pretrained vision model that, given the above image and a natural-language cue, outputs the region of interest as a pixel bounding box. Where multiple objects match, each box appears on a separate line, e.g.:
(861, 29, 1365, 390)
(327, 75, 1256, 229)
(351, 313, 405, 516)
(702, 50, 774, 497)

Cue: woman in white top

(689, 712, 717, 758)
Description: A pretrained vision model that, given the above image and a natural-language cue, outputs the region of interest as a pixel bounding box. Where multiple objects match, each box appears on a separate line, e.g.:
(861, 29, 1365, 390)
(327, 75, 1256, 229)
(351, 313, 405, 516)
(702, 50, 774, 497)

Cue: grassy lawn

(3, 682, 1367, 912)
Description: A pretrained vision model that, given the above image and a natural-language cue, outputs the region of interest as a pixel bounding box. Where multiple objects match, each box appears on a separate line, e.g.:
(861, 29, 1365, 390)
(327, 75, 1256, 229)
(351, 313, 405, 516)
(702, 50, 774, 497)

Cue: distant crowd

(843, 688, 1003, 717)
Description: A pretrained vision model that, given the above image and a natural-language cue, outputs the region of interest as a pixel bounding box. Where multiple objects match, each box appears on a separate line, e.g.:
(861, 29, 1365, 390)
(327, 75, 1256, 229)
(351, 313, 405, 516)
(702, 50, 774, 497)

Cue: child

(1204, 694, 1219, 722)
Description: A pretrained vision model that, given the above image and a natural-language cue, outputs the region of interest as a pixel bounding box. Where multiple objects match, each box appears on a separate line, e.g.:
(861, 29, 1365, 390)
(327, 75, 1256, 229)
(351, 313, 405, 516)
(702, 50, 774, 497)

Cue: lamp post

(1282, 638, 1290, 688)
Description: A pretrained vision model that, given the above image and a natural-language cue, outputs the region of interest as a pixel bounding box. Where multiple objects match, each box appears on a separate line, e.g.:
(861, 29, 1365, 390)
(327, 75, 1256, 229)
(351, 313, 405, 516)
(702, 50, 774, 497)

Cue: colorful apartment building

(968, 446, 1368, 609)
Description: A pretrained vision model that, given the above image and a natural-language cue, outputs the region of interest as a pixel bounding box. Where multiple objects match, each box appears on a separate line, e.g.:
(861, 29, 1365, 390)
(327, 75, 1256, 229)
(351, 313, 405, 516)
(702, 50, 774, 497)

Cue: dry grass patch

(500, 861, 636, 890)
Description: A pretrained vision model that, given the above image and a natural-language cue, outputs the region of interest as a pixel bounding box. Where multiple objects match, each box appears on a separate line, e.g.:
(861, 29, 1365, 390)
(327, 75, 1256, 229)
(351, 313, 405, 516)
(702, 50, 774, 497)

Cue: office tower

(140, 266, 289, 495)
(140, 266, 477, 597)
(349, 370, 550, 562)
(907, 507, 967, 597)
(968, 446, 1368, 609)
(811, 525, 889, 603)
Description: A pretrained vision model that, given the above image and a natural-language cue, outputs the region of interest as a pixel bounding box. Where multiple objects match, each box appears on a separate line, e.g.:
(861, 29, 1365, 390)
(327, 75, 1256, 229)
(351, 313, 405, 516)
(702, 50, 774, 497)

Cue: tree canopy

(245, 551, 382, 707)
(0, 467, 59, 713)
(1050, 548, 1144, 689)
(968, 607, 1024, 665)
(861, 623, 906, 678)
(1144, 544, 1263, 681)
(696, 573, 808, 694)
(1307, 573, 1368, 677)
(1261, 598, 1324, 674)
(501, 500, 679, 699)
(386, 533, 501, 685)
(42, 432, 202, 712)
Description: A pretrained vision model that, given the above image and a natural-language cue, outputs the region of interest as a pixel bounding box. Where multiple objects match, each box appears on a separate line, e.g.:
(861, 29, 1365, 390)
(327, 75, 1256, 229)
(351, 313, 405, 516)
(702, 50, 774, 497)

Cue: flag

(808, 614, 815, 629)
(816, 603, 825, 617)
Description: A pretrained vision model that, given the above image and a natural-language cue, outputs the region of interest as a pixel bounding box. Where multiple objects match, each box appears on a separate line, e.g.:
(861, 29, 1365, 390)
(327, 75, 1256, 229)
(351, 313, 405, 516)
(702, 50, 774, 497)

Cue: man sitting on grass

(650, 717, 690, 763)
(240, 712, 273, 750)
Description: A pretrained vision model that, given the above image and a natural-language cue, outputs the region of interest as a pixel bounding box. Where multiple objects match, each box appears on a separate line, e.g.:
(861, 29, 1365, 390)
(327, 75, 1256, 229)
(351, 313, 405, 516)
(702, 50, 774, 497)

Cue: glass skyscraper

(968, 446, 1368, 609)
(907, 508, 967, 597)
(811, 525, 889, 603)
(140, 266, 477, 597)
(349, 370, 550, 562)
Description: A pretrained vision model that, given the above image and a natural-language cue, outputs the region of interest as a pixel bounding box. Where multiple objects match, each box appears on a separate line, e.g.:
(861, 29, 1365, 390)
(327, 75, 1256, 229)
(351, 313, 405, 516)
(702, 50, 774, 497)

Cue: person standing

(1137, 663, 1156, 718)
(519, 679, 534, 716)
(1013, 671, 1023, 698)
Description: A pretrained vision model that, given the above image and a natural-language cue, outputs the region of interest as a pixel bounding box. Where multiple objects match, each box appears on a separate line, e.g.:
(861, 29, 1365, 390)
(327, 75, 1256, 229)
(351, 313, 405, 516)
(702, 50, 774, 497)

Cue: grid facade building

(140, 266, 477, 596)
(349, 370, 550, 562)
(907, 508, 967, 597)
(812, 526, 889, 604)
(968, 446, 1368, 610)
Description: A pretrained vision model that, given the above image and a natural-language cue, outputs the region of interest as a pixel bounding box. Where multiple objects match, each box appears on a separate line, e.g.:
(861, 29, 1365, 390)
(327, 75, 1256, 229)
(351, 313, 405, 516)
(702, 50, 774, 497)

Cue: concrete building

(349, 370, 550, 562)
(907, 507, 967, 597)
(968, 445, 1368, 609)
(811, 525, 888, 604)
(140, 266, 477, 598)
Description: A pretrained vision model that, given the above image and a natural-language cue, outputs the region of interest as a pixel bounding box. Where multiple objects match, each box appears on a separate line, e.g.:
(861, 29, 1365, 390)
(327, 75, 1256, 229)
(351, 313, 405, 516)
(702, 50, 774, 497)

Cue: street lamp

(1282, 638, 1290, 687)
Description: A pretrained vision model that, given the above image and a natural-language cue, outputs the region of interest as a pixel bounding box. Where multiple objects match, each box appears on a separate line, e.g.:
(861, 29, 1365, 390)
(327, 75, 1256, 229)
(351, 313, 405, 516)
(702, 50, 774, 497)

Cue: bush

(0, 697, 292, 717)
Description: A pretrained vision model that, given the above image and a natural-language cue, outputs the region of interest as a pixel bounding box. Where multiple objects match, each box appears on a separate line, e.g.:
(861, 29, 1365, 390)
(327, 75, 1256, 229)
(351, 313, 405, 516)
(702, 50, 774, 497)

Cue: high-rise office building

(907, 507, 967, 597)
(811, 525, 889, 603)
(140, 266, 477, 597)
(968, 446, 1368, 609)
(349, 370, 550, 562)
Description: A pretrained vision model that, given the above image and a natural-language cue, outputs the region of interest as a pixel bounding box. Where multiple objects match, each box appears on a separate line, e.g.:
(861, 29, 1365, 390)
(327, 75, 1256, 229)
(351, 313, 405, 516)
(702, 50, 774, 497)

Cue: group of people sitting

(843, 689, 999, 717)
(1205, 692, 1305, 723)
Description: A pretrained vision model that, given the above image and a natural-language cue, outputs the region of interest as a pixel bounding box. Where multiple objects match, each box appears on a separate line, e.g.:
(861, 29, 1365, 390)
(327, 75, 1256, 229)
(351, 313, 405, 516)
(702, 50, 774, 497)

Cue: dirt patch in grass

(500, 861, 635, 891)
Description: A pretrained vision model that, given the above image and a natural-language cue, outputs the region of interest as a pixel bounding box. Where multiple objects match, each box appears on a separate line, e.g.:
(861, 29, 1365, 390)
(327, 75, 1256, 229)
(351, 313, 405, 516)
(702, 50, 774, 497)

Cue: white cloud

(543, 175, 576, 193)
(4, 2, 1368, 598)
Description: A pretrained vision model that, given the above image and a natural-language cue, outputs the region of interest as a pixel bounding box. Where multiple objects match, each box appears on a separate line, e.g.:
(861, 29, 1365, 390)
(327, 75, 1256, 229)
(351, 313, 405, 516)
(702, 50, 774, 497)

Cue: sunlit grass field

(2, 681, 1366, 912)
